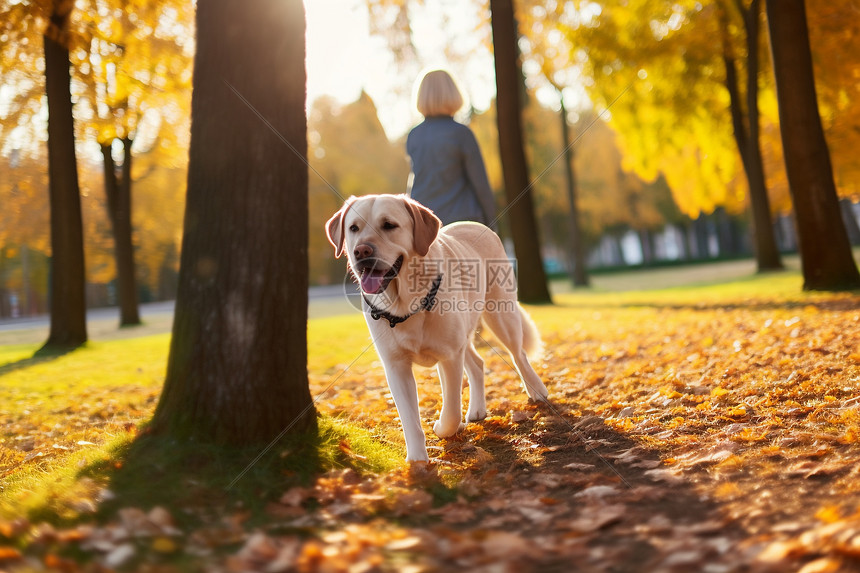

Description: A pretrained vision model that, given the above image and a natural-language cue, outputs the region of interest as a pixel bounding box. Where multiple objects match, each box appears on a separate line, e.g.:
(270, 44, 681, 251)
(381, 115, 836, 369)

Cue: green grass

(550, 266, 854, 307)
(0, 328, 400, 530)
(0, 344, 39, 366)
(534, 269, 859, 337)
(2, 413, 401, 529)
(308, 313, 377, 371)
(92, 416, 401, 524)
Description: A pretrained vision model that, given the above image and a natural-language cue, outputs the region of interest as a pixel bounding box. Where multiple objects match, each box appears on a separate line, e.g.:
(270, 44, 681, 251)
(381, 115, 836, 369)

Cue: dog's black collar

(363, 273, 443, 328)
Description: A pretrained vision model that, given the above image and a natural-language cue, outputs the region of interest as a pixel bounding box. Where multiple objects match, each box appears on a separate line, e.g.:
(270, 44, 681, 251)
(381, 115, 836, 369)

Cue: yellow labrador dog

(326, 194, 548, 461)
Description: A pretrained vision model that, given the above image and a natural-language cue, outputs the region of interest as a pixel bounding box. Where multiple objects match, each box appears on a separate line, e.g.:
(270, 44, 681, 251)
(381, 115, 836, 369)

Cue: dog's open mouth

(357, 255, 403, 295)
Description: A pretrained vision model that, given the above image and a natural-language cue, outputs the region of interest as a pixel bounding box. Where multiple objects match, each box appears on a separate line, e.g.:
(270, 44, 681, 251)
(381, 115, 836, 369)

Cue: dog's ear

(325, 197, 357, 258)
(403, 196, 441, 257)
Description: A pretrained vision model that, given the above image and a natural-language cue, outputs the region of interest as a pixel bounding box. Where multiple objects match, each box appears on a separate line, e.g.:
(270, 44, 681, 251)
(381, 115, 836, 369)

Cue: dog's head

(326, 194, 441, 295)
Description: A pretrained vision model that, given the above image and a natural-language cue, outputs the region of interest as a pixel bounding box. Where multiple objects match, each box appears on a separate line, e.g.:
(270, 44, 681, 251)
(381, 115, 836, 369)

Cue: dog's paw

(433, 419, 464, 437)
(527, 392, 549, 405)
(466, 408, 487, 423)
(525, 382, 549, 402)
(405, 450, 430, 463)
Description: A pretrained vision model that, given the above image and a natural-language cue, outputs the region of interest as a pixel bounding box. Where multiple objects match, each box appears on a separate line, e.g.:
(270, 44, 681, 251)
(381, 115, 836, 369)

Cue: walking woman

(406, 69, 496, 229)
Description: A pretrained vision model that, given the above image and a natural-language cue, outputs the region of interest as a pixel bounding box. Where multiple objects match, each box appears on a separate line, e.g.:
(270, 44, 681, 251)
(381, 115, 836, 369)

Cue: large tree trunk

(101, 138, 141, 327)
(43, 4, 87, 349)
(559, 97, 589, 287)
(765, 0, 860, 290)
(489, 0, 552, 304)
(153, 0, 316, 443)
(721, 0, 783, 271)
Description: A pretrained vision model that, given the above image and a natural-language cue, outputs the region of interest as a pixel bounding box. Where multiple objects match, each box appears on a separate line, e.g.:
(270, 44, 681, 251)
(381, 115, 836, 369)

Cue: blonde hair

(415, 69, 465, 117)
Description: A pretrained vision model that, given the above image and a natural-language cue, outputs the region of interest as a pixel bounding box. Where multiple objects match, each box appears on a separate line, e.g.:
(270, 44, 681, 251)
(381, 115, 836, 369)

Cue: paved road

(0, 286, 362, 345)
(0, 301, 171, 333)
(0, 256, 806, 344)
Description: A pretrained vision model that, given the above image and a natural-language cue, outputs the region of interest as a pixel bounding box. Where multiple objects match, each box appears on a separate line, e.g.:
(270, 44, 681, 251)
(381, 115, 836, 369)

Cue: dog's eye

(349, 224, 359, 232)
(382, 221, 398, 230)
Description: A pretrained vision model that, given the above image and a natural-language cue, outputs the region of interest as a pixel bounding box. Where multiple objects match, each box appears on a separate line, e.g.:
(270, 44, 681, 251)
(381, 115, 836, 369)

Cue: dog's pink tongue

(360, 269, 386, 294)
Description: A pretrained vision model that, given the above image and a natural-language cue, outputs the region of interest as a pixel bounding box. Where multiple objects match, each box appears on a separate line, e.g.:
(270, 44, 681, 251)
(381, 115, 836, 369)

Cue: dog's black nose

(354, 243, 374, 260)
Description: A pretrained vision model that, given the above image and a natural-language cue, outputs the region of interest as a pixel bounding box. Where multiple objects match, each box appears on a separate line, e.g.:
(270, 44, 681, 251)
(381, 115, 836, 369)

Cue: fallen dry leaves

(1, 289, 859, 571)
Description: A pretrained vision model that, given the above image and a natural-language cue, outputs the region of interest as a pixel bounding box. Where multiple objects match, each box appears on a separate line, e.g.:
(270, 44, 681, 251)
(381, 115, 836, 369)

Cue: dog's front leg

(382, 359, 428, 462)
(434, 352, 466, 438)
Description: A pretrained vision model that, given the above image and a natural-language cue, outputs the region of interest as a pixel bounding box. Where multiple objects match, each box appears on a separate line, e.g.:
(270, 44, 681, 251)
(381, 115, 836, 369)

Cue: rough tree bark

(101, 138, 141, 327)
(489, 0, 552, 304)
(43, 0, 87, 349)
(765, 0, 860, 290)
(153, 0, 316, 443)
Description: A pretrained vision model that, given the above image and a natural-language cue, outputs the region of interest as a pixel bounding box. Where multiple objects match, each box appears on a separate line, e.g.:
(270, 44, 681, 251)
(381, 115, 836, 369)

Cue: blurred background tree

(307, 92, 409, 286)
(490, 0, 553, 303)
(76, 0, 193, 326)
(0, 0, 191, 319)
(765, 0, 860, 290)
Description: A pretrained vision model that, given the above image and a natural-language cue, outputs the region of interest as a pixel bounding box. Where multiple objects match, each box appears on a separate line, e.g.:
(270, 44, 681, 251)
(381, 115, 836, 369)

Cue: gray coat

(406, 116, 496, 228)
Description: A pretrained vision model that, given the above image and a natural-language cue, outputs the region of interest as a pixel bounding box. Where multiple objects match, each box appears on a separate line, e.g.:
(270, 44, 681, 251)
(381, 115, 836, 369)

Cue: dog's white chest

(367, 315, 450, 368)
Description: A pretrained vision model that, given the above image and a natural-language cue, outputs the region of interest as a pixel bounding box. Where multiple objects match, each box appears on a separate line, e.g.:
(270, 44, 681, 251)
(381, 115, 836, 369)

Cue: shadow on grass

(86, 432, 319, 529)
(10, 401, 761, 570)
(458, 403, 755, 571)
(18, 415, 401, 533)
(0, 344, 80, 377)
(6, 419, 327, 568)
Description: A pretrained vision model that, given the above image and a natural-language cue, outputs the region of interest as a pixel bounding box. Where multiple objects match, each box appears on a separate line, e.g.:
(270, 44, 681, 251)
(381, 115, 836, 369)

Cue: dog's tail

(519, 304, 544, 361)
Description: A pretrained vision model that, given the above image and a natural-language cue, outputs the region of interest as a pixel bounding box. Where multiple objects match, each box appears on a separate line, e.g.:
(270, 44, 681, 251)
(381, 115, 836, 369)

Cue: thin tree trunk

(559, 97, 589, 287)
(765, 0, 860, 290)
(839, 199, 860, 245)
(714, 208, 735, 257)
(675, 224, 690, 261)
(43, 5, 87, 349)
(721, 0, 783, 271)
(101, 139, 141, 326)
(21, 244, 31, 316)
(742, 0, 783, 270)
(639, 229, 655, 265)
(153, 0, 315, 444)
(0, 250, 7, 317)
(117, 138, 140, 324)
(489, 0, 552, 303)
(694, 215, 711, 259)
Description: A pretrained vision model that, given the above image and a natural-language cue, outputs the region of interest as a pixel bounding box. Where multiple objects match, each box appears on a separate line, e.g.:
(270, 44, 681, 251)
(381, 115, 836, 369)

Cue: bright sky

(305, 0, 497, 140)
